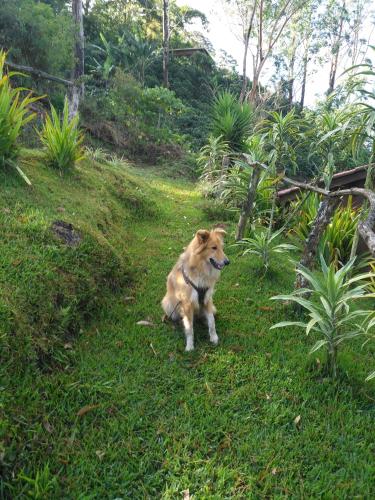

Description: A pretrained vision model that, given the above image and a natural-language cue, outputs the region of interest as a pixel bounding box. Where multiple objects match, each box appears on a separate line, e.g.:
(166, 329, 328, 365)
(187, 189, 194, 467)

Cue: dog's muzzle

(210, 257, 230, 270)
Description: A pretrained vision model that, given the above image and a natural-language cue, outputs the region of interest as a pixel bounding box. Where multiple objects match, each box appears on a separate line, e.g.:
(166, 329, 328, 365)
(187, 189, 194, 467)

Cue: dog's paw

(210, 334, 219, 346)
(185, 344, 194, 352)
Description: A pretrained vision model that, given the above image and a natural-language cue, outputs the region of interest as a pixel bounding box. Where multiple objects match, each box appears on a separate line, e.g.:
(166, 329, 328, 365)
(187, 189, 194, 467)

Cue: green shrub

(271, 255, 375, 378)
(82, 70, 187, 161)
(39, 98, 84, 170)
(0, 50, 39, 182)
(211, 91, 253, 152)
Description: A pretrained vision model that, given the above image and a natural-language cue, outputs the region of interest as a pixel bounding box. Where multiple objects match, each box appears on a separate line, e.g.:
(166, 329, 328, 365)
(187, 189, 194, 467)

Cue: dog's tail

(161, 295, 181, 321)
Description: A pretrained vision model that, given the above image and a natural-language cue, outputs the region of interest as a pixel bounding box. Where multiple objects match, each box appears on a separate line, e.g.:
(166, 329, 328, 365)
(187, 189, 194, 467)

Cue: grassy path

(6, 166, 375, 498)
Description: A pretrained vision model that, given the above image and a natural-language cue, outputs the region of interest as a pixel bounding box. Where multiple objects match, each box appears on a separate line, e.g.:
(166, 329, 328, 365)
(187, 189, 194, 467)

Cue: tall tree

(327, 0, 347, 95)
(70, 0, 84, 118)
(224, 0, 258, 103)
(162, 0, 170, 88)
(248, 0, 304, 104)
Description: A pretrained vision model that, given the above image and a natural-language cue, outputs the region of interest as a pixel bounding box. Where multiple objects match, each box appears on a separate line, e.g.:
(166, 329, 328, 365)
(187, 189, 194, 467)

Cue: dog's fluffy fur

(162, 228, 229, 351)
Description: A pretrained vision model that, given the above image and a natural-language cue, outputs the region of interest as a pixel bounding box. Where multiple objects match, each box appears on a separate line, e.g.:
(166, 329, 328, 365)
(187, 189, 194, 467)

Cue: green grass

(1, 150, 374, 498)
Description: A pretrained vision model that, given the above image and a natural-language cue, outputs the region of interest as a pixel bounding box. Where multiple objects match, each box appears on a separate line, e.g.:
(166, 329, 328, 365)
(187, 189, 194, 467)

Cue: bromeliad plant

(271, 255, 375, 378)
(39, 98, 84, 170)
(236, 227, 297, 272)
(0, 50, 40, 184)
(291, 193, 359, 267)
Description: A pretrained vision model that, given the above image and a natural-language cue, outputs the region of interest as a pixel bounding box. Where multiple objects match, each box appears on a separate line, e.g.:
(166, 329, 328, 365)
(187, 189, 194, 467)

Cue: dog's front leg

(182, 306, 194, 352)
(204, 300, 219, 345)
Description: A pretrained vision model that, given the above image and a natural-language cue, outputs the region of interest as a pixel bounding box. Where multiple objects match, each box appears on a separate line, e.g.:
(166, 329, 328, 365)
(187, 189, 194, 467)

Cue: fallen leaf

(259, 306, 273, 312)
(124, 296, 134, 302)
(43, 421, 53, 433)
(234, 283, 240, 287)
(271, 467, 278, 475)
(64, 342, 73, 350)
(294, 415, 301, 426)
(115, 341, 124, 348)
(230, 345, 245, 353)
(150, 343, 158, 356)
(205, 381, 213, 395)
(137, 320, 154, 326)
(76, 404, 100, 417)
(57, 206, 65, 213)
(266, 393, 271, 400)
(95, 450, 105, 460)
(12, 259, 22, 267)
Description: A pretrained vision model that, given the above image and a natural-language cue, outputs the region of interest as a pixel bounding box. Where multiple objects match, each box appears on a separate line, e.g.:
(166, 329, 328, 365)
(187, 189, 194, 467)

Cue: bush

(39, 98, 84, 170)
(0, 50, 39, 181)
(82, 70, 187, 162)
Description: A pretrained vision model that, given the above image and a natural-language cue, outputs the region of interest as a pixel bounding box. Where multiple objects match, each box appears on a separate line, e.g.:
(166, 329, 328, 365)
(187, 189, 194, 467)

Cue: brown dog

(162, 228, 229, 351)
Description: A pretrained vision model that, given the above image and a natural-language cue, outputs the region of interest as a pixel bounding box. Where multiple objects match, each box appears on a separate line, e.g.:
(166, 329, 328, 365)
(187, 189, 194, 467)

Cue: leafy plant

(258, 109, 305, 175)
(307, 108, 357, 184)
(271, 255, 375, 378)
(211, 91, 253, 152)
(0, 50, 39, 184)
(236, 227, 297, 271)
(290, 193, 359, 267)
(39, 98, 84, 170)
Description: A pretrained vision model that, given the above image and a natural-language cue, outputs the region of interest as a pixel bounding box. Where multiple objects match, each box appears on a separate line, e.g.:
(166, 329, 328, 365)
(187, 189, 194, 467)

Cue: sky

(176, 0, 375, 107)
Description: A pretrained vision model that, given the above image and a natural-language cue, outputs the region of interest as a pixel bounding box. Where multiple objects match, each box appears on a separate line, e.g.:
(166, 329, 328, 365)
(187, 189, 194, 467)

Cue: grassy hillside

(1, 151, 374, 498)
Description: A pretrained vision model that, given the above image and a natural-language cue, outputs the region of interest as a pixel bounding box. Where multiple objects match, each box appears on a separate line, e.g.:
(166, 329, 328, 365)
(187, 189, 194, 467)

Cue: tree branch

(5, 60, 73, 86)
(240, 155, 375, 256)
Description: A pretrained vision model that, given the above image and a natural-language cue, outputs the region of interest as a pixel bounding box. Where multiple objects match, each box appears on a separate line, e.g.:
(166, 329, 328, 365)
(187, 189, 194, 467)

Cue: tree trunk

(240, 35, 250, 103)
(249, 69, 261, 104)
(162, 0, 170, 88)
(350, 147, 375, 259)
(300, 53, 308, 110)
(295, 197, 340, 289)
(236, 165, 261, 241)
(327, 343, 338, 378)
(267, 184, 279, 237)
(239, 3, 257, 103)
(69, 0, 84, 119)
(287, 36, 296, 109)
(327, 0, 346, 95)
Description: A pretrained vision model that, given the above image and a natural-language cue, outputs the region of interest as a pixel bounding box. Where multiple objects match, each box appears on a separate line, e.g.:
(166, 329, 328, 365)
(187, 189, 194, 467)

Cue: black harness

(181, 267, 209, 306)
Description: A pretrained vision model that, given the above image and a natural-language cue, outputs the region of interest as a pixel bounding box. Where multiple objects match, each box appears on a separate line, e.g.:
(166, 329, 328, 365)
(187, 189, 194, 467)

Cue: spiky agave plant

(271, 255, 375, 378)
(0, 50, 40, 184)
(39, 98, 84, 170)
(211, 91, 253, 152)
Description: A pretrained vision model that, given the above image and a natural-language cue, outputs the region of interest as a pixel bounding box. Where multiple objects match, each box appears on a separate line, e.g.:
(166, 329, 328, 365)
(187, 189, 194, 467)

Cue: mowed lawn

(3, 159, 375, 498)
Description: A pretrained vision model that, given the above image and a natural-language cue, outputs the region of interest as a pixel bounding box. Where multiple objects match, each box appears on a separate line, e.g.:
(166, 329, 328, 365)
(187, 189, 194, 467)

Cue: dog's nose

(224, 258, 230, 266)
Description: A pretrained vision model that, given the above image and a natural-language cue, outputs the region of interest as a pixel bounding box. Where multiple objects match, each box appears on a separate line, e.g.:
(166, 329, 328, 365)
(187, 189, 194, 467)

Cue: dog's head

(194, 228, 230, 271)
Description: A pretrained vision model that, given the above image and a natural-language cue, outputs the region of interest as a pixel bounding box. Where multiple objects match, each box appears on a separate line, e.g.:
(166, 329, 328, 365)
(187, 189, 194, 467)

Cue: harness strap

(181, 267, 209, 306)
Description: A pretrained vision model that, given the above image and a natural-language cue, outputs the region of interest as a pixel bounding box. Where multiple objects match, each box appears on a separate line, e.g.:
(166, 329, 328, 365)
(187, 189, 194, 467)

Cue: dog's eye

(212, 246, 217, 250)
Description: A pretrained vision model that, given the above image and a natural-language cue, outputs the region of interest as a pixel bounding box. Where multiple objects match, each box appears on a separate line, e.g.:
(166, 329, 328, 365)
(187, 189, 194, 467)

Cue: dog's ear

(196, 229, 210, 245)
(213, 228, 226, 239)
